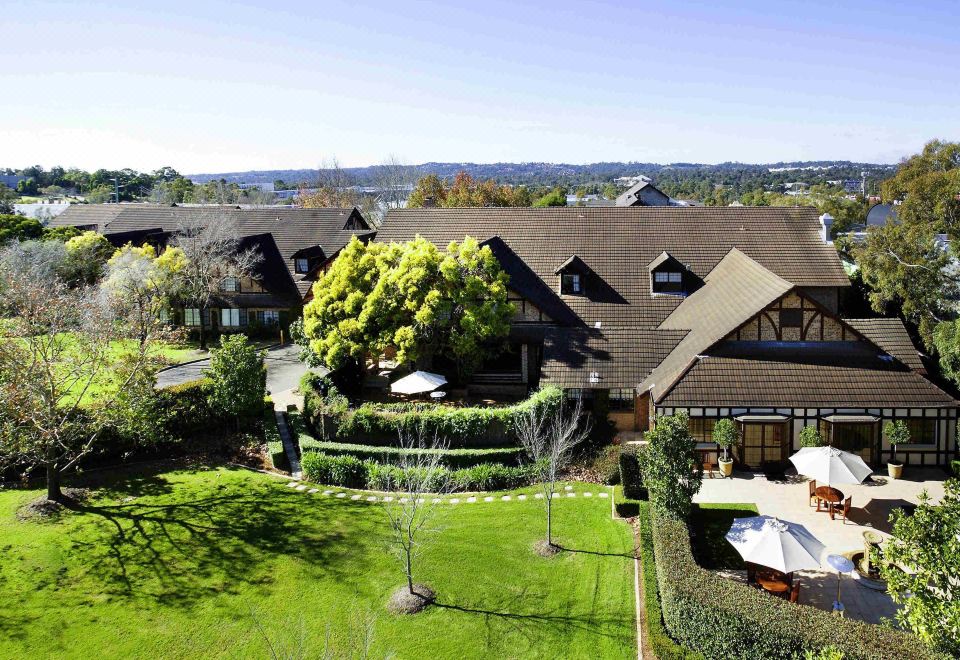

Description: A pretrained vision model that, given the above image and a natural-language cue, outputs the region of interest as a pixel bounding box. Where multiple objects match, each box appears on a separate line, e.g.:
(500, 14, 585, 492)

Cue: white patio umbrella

(725, 515, 826, 574)
(788, 446, 872, 486)
(390, 370, 447, 395)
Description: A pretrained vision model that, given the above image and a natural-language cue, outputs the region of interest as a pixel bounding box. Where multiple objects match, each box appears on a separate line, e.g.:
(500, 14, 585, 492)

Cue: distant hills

(188, 160, 896, 189)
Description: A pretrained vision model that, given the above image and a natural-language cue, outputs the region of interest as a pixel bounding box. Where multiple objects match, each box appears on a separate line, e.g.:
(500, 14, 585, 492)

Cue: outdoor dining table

(815, 486, 845, 519)
(756, 575, 792, 597)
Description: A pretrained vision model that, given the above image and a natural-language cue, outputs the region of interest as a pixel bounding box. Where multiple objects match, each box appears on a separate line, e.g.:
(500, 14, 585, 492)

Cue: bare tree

(0, 244, 159, 502)
(372, 155, 415, 212)
(383, 426, 450, 612)
(515, 396, 591, 553)
(170, 211, 261, 350)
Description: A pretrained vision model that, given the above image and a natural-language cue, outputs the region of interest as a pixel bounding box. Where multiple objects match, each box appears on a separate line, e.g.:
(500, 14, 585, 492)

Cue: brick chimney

(819, 213, 834, 244)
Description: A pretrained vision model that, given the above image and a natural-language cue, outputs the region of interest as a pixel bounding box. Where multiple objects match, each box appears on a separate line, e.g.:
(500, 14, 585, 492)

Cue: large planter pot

(718, 458, 734, 478)
(888, 462, 903, 479)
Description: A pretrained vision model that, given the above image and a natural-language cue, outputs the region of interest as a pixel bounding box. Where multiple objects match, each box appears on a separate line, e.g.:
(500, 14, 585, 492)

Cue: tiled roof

(377, 207, 850, 331)
(658, 343, 956, 408)
(844, 318, 926, 373)
(540, 327, 687, 388)
(642, 249, 794, 401)
(52, 205, 375, 299)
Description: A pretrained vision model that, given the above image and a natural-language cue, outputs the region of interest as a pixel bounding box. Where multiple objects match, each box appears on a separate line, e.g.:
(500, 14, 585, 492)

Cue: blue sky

(2, 0, 958, 173)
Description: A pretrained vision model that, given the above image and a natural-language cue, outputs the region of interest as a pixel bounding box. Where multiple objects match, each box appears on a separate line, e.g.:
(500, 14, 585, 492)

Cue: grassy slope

(0, 466, 635, 659)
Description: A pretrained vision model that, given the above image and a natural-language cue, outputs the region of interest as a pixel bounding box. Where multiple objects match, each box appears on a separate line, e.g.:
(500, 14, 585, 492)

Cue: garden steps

(275, 410, 302, 478)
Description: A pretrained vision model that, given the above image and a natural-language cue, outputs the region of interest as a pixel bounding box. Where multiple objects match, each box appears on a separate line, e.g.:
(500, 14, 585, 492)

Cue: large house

(49, 204, 374, 331)
(376, 206, 957, 470)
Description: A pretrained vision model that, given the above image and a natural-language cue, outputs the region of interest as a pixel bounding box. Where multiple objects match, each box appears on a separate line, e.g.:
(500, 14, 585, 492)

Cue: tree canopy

(0, 214, 44, 245)
(407, 172, 532, 208)
(303, 236, 514, 378)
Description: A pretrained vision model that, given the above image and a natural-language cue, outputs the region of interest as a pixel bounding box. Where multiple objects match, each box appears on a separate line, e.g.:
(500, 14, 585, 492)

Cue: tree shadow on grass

(60, 476, 361, 608)
(434, 587, 634, 653)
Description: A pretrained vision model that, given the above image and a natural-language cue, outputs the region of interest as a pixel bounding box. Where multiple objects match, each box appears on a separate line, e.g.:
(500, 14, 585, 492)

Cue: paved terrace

(695, 468, 948, 624)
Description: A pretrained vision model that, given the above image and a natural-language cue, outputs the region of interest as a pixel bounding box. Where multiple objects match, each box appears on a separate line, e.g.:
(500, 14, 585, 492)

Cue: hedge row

(649, 509, 938, 659)
(298, 440, 524, 469)
(303, 383, 562, 448)
(300, 451, 538, 492)
(263, 398, 287, 471)
(637, 501, 703, 660)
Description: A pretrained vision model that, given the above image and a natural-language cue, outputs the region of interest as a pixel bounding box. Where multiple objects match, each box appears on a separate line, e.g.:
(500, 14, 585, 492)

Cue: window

(780, 308, 803, 328)
(158, 308, 170, 324)
(295, 258, 310, 273)
(561, 273, 582, 294)
(609, 389, 635, 412)
(221, 308, 240, 327)
(904, 418, 936, 445)
(566, 388, 595, 400)
(654, 271, 682, 283)
(221, 276, 239, 292)
(689, 418, 717, 443)
(257, 310, 280, 325)
(184, 308, 201, 326)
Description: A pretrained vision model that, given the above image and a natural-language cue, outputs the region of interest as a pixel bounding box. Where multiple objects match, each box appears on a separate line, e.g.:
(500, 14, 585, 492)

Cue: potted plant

(713, 418, 740, 477)
(799, 425, 824, 448)
(884, 420, 912, 479)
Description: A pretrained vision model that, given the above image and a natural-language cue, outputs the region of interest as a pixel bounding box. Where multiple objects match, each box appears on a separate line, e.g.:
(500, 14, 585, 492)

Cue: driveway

(156, 343, 312, 397)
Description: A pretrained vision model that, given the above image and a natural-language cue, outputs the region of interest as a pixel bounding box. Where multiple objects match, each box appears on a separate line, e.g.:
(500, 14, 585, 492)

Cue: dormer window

(221, 276, 240, 292)
(561, 273, 582, 295)
(295, 258, 310, 274)
(649, 251, 688, 295)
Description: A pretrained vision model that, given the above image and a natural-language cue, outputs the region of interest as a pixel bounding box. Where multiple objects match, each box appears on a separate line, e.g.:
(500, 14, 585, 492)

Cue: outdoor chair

(808, 479, 817, 507)
(838, 496, 852, 524)
(746, 562, 757, 585)
(790, 582, 800, 603)
(702, 460, 716, 478)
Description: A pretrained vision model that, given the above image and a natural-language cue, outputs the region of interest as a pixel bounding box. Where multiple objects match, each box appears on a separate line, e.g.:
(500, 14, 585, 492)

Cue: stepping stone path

(282, 482, 607, 506)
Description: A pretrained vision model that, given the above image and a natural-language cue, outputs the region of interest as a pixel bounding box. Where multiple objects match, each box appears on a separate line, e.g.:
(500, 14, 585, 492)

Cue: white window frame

(561, 273, 582, 294)
(221, 308, 240, 327)
(295, 258, 309, 273)
(261, 310, 280, 325)
(221, 276, 239, 292)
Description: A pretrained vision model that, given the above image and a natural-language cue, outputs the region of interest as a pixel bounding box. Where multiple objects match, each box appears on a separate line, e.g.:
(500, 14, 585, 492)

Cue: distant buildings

(615, 181, 672, 207)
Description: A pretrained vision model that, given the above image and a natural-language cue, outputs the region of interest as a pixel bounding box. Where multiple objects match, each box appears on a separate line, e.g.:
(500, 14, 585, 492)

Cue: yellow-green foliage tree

(303, 236, 514, 378)
(62, 230, 115, 285)
(407, 171, 532, 208)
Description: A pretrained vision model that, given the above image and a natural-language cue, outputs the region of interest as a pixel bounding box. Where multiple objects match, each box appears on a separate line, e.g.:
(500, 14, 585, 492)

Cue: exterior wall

(798, 286, 839, 315)
(725, 290, 857, 343)
(656, 404, 958, 468)
(508, 290, 554, 324)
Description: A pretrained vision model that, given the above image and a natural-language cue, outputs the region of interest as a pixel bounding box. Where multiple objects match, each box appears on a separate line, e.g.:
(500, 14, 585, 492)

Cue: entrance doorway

(739, 422, 786, 469)
(822, 421, 876, 465)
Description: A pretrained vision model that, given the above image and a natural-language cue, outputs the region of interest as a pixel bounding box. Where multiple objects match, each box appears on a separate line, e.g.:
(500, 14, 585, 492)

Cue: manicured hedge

(649, 509, 939, 659)
(298, 440, 524, 469)
(300, 451, 537, 492)
(262, 398, 287, 471)
(952, 459, 960, 478)
(302, 384, 562, 448)
(619, 447, 644, 500)
(637, 501, 703, 660)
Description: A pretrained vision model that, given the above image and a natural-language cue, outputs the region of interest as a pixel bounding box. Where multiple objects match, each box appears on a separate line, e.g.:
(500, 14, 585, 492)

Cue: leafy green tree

(16, 178, 38, 195)
(62, 231, 115, 285)
(881, 140, 960, 237)
(879, 479, 960, 655)
(0, 214, 44, 245)
(533, 187, 567, 207)
(712, 418, 739, 461)
(638, 411, 702, 520)
(303, 236, 514, 378)
(205, 334, 266, 429)
(0, 184, 17, 214)
(799, 425, 824, 447)
(933, 320, 960, 388)
(42, 225, 82, 242)
(601, 183, 619, 200)
(102, 244, 185, 346)
(854, 222, 956, 348)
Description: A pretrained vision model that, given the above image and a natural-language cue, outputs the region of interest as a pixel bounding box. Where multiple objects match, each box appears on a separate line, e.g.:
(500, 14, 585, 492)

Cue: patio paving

(694, 467, 947, 623)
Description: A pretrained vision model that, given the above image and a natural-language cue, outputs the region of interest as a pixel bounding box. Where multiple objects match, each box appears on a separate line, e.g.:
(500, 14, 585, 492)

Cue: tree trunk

(198, 307, 208, 350)
(546, 493, 552, 546)
(46, 462, 62, 502)
(406, 547, 414, 594)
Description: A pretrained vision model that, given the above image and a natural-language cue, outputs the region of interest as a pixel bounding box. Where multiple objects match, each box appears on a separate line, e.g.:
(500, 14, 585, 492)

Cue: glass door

(739, 423, 785, 469)
(826, 422, 875, 464)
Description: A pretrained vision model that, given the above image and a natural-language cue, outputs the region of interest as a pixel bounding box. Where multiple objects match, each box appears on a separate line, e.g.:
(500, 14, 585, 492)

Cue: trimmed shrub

(299, 440, 523, 469)
(299, 451, 536, 492)
(952, 459, 960, 478)
(302, 383, 563, 448)
(591, 444, 622, 485)
(649, 509, 938, 660)
(637, 501, 702, 660)
(619, 447, 644, 500)
(156, 378, 221, 437)
(263, 398, 287, 471)
(301, 452, 366, 489)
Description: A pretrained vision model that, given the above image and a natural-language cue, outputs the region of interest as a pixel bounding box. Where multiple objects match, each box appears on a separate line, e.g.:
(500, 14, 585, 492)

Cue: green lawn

(689, 502, 759, 570)
(0, 465, 636, 659)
